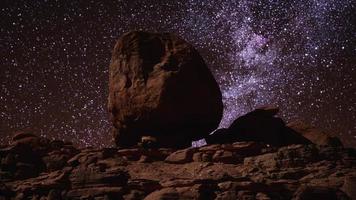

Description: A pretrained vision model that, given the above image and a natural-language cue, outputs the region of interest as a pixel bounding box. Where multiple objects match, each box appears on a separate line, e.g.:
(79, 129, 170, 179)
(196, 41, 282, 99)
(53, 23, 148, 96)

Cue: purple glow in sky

(1, 0, 355, 147)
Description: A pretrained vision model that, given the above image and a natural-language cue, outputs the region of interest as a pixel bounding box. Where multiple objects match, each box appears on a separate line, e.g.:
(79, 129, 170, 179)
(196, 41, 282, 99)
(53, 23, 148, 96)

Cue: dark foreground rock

(287, 120, 343, 147)
(1, 133, 355, 200)
(206, 106, 331, 147)
(108, 31, 223, 148)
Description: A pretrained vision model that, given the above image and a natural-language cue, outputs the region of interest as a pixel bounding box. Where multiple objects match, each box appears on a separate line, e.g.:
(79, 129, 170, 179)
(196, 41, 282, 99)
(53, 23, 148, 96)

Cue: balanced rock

(108, 31, 223, 148)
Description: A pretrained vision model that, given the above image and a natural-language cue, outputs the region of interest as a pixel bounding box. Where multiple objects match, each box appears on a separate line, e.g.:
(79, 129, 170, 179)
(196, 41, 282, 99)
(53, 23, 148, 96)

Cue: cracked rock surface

(1, 131, 355, 200)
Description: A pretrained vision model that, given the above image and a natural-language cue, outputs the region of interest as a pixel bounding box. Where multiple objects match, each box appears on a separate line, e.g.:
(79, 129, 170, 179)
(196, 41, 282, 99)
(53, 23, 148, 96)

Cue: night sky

(1, 0, 355, 147)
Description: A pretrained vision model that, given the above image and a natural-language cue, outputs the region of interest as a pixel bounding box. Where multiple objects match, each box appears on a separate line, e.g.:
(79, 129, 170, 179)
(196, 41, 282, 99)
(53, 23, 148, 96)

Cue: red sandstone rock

(1, 133, 355, 199)
(287, 120, 343, 146)
(206, 107, 312, 146)
(165, 148, 196, 164)
(12, 130, 37, 142)
(108, 31, 223, 148)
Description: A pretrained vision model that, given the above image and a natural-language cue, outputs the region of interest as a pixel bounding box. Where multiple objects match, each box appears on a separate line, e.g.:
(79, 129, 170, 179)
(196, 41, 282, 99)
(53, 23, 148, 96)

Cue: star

(1, 0, 355, 147)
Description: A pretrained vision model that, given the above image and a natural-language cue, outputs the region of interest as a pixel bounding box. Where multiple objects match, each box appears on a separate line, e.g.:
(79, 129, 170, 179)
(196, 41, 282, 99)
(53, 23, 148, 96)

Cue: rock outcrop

(206, 106, 312, 146)
(1, 130, 355, 199)
(287, 120, 343, 147)
(108, 31, 223, 148)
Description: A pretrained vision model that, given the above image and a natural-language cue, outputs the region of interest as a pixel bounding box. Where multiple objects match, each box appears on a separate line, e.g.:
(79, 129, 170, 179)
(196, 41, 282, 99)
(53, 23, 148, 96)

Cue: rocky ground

(0, 131, 355, 200)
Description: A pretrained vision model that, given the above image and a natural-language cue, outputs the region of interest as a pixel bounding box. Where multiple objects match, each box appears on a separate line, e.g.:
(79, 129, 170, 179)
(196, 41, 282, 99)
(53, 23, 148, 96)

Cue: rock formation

(206, 106, 312, 146)
(108, 31, 223, 148)
(1, 129, 355, 200)
(1, 32, 354, 200)
(287, 120, 343, 146)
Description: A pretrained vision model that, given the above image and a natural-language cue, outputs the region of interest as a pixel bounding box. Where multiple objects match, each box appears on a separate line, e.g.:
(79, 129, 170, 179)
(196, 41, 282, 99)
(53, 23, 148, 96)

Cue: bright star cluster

(1, 0, 355, 147)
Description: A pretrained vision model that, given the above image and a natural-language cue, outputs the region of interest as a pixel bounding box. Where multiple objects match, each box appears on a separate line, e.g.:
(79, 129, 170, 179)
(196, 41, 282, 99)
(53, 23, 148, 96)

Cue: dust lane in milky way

(1, 0, 355, 147)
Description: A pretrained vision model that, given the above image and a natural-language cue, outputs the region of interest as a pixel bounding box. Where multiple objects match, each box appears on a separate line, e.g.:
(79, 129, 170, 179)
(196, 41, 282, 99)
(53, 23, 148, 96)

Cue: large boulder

(108, 31, 223, 148)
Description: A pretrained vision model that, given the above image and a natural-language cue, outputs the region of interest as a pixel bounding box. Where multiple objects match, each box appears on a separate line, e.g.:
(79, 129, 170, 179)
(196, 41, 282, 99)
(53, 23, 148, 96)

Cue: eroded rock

(108, 31, 223, 148)
(288, 120, 343, 147)
(206, 107, 312, 146)
(1, 114, 354, 199)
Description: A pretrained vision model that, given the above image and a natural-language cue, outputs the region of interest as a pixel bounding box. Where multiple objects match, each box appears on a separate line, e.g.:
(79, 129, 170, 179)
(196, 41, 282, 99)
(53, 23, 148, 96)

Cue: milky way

(1, 0, 355, 147)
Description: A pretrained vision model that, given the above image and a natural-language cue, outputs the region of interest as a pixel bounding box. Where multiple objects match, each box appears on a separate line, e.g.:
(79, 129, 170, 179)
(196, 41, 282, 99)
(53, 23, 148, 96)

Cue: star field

(1, 0, 355, 147)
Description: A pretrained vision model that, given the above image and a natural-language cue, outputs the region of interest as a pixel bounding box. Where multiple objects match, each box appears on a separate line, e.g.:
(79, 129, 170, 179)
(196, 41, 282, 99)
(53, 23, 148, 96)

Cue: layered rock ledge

(1, 131, 355, 200)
